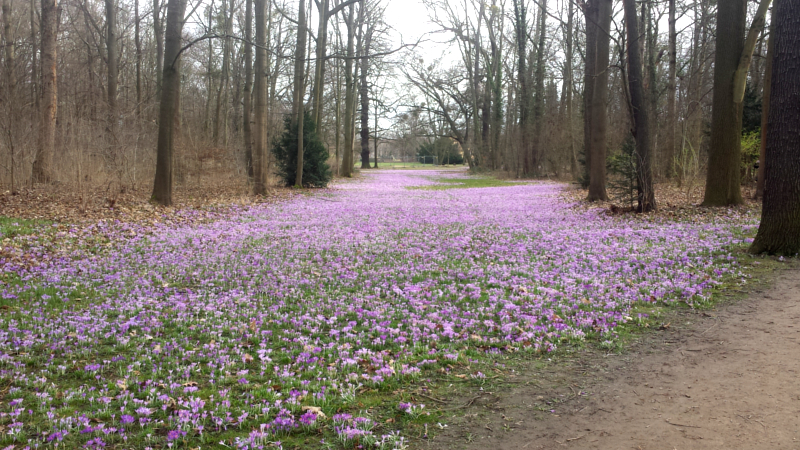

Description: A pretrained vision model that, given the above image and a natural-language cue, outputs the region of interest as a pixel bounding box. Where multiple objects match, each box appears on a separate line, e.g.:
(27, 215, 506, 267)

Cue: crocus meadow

(0, 170, 757, 449)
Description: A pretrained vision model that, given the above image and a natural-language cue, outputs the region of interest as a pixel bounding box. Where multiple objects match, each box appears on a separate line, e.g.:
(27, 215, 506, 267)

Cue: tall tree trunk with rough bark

(583, 0, 597, 185)
(532, 0, 546, 175)
(311, 0, 328, 127)
(586, 0, 611, 201)
(33, 0, 57, 183)
(359, 19, 372, 170)
(704, 0, 771, 205)
(3, 0, 16, 190)
(292, 0, 307, 187)
(243, 0, 253, 179)
(2, 0, 15, 91)
(755, 14, 774, 200)
(151, 0, 188, 205)
(513, 0, 530, 176)
(749, 0, 800, 255)
(563, 0, 577, 178)
(135, 0, 142, 117)
(623, 0, 656, 212)
(703, 0, 746, 206)
(106, 0, 118, 145)
(29, 0, 38, 113)
(213, 0, 233, 145)
(252, 0, 267, 194)
(154, 0, 163, 97)
(703, 0, 762, 205)
(340, 2, 357, 177)
(665, 0, 677, 179)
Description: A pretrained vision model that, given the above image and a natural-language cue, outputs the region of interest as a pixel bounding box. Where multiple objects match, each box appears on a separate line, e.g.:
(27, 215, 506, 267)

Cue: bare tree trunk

(513, 0, 530, 176)
(373, 100, 378, 168)
(135, 0, 142, 117)
(33, 0, 57, 183)
(340, 2, 356, 177)
(644, 0, 658, 176)
(532, 0, 546, 175)
(213, 0, 232, 145)
(358, 17, 372, 170)
(755, 13, 774, 200)
(311, 0, 328, 126)
(704, 0, 769, 206)
(2, 0, 15, 90)
(587, 0, 611, 201)
(469, 1, 484, 168)
(3, 0, 16, 191)
(203, 5, 214, 136)
(243, 0, 253, 179)
(749, 0, 800, 255)
(334, 31, 342, 175)
(151, 0, 188, 205)
(582, 0, 596, 184)
(252, 0, 267, 194)
(106, 0, 118, 146)
(293, 0, 307, 187)
(30, 0, 38, 113)
(665, 0, 676, 179)
(563, 0, 577, 178)
(624, 0, 656, 212)
(153, 0, 163, 97)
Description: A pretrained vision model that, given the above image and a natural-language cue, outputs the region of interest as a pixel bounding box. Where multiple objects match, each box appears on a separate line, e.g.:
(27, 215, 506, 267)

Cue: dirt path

(428, 268, 800, 450)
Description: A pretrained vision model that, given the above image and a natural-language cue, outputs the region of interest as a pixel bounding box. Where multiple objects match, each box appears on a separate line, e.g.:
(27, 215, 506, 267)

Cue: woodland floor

(0, 168, 792, 450)
(426, 264, 800, 450)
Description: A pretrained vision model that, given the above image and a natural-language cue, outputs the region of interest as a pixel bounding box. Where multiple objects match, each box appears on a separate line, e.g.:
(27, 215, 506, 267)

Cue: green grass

(410, 176, 525, 190)
(366, 162, 466, 170)
(0, 216, 52, 238)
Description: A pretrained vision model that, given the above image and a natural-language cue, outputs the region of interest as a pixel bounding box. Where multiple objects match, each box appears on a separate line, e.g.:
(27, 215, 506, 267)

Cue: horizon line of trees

(1, 0, 799, 253)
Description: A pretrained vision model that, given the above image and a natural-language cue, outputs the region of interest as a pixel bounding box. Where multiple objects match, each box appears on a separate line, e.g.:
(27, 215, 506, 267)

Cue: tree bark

(33, 0, 57, 183)
(358, 15, 372, 170)
(513, 0, 530, 176)
(243, 0, 253, 179)
(311, 0, 329, 127)
(29, 0, 38, 113)
(340, 2, 357, 177)
(703, 0, 764, 206)
(252, 0, 267, 194)
(292, 0, 307, 187)
(134, 0, 142, 117)
(151, 0, 188, 205)
(2, 0, 15, 90)
(3, 0, 16, 190)
(587, 0, 611, 201)
(485, 0, 502, 170)
(334, 32, 342, 175)
(532, 0, 546, 175)
(153, 0, 163, 97)
(665, 0, 677, 179)
(583, 0, 597, 185)
(561, 0, 576, 178)
(749, 0, 800, 255)
(755, 14, 774, 201)
(213, 0, 233, 145)
(623, 0, 656, 212)
(373, 100, 379, 168)
(106, 0, 118, 142)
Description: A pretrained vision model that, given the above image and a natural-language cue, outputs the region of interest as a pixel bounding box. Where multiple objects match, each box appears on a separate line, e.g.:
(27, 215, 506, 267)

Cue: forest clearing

(3, 0, 800, 447)
(1, 169, 791, 450)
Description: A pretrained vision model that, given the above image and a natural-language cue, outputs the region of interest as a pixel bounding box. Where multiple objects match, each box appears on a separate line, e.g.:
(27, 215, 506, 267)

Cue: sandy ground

(427, 268, 800, 450)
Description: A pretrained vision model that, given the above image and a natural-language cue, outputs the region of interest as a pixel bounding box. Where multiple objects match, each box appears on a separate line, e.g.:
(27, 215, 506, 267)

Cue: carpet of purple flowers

(0, 170, 758, 449)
